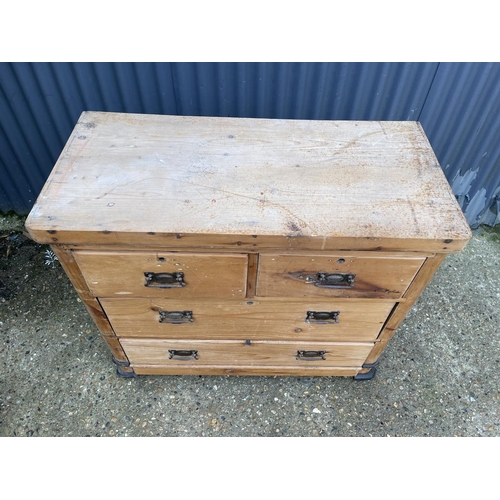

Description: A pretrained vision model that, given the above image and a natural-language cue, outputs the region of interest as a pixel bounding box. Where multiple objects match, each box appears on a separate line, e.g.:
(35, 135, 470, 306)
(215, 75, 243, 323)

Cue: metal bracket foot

(353, 367, 377, 380)
(112, 356, 130, 367)
(116, 365, 137, 378)
(353, 361, 380, 381)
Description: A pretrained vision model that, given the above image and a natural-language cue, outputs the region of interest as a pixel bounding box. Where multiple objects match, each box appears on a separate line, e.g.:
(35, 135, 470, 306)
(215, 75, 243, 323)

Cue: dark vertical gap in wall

(169, 63, 180, 115)
(417, 63, 441, 122)
(88, 63, 106, 110)
(111, 63, 127, 112)
(153, 63, 164, 115)
(132, 63, 146, 114)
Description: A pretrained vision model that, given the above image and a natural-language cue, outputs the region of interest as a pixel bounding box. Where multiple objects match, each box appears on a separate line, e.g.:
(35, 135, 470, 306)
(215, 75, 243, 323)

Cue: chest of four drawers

(25, 112, 471, 379)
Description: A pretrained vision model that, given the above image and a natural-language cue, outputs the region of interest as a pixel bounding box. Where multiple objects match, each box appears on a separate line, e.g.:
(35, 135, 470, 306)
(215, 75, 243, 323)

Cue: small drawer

(120, 339, 374, 368)
(257, 253, 425, 299)
(73, 251, 248, 298)
(101, 297, 394, 342)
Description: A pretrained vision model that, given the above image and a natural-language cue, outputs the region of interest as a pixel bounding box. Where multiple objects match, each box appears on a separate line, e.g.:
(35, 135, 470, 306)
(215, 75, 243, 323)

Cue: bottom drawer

(131, 366, 361, 376)
(120, 339, 374, 368)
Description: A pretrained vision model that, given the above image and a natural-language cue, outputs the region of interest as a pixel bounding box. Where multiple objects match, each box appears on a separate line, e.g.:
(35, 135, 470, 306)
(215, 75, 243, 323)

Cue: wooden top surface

(26, 111, 471, 252)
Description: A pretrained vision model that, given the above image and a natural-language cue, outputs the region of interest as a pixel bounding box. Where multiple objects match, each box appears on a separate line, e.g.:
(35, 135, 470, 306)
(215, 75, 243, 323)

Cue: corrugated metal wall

(419, 62, 500, 227)
(1, 62, 499, 227)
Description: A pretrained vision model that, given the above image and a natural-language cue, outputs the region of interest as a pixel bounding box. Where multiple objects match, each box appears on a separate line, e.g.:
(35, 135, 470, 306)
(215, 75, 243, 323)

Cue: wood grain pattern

(50, 245, 130, 364)
(120, 339, 374, 367)
(100, 297, 395, 341)
(73, 250, 248, 299)
(35, 231, 468, 253)
(25, 112, 471, 252)
(59, 244, 435, 258)
(257, 253, 425, 299)
(364, 253, 447, 365)
(132, 365, 360, 376)
(246, 253, 259, 298)
(27, 231, 468, 253)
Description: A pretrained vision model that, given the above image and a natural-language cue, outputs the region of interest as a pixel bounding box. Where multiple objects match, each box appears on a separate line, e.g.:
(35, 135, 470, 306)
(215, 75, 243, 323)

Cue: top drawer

(74, 251, 248, 299)
(257, 253, 426, 299)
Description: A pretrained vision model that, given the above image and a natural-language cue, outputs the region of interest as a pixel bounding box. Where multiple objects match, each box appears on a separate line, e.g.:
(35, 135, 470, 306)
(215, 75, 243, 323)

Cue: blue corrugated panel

(0, 62, 439, 213)
(419, 62, 500, 227)
(2, 61, 499, 228)
(0, 62, 178, 212)
(170, 62, 438, 120)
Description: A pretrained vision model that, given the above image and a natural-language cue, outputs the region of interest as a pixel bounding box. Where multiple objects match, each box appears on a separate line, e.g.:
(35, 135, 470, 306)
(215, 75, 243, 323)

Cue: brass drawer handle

(144, 272, 186, 288)
(168, 349, 199, 360)
(305, 311, 339, 324)
(296, 350, 327, 361)
(159, 310, 194, 324)
(306, 272, 355, 289)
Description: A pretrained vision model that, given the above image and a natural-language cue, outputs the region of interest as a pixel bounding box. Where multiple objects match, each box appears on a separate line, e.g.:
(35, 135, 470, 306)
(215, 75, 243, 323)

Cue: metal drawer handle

(305, 311, 339, 324)
(168, 349, 199, 360)
(296, 350, 327, 361)
(144, 272, 186, 288)
(307, 272, 355, 289)
(159, 310, 194, 324)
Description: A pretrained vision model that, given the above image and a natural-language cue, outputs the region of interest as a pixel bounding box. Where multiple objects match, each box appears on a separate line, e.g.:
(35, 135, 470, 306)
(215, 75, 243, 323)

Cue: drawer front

(73, 251, 248, 298)
(257, 254, 425, 299)
(120, 339, 374, 367)
(101, 298, 394, 342)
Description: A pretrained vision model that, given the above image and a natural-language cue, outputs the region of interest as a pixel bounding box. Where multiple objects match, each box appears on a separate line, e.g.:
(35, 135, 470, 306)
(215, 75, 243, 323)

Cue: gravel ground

(1, 213, 499, 437)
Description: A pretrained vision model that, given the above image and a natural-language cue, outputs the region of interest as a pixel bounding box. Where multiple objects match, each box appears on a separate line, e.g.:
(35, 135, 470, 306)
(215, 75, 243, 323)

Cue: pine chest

(25, 112, 471, 379)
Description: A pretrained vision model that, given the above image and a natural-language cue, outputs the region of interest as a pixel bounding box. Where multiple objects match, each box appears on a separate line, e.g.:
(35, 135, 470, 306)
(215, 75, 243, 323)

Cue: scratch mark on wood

(407, 197, 421, 235)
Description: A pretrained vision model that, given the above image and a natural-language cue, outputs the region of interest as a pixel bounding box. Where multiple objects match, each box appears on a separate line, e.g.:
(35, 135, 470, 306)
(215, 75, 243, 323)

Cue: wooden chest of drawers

(25, 112, 471, 379)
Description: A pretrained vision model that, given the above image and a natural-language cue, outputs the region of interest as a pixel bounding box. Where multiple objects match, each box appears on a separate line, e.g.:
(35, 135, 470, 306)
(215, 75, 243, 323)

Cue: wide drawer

(257, 253, 426, 299)
(73, 251, 248, 298)
(120, 339, 374, 367)
(101, 298, 394, 341)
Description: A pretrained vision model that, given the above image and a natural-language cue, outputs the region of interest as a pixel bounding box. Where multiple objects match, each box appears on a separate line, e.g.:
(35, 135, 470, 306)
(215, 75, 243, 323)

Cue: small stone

(312, 408, 321, 414)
